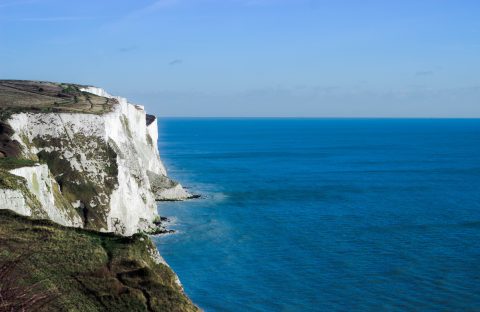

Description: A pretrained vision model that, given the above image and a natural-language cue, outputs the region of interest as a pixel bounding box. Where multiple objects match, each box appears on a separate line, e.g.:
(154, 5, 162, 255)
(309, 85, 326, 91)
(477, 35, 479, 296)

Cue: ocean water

(154, 118, 480, 311)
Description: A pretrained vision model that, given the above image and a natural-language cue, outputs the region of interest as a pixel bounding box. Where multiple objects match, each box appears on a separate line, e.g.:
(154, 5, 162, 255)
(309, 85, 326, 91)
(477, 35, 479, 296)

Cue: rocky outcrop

(148, 171, 194, 201)
(5, 164, 83, 227)
(0, 83, 191, 235)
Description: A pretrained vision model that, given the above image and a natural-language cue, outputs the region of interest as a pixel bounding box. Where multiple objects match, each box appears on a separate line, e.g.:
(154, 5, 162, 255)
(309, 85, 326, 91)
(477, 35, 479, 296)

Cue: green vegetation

(0, 80, 117, 115)
(61, 84, 80, 94)
(0, 107, 24, 122)
(0, 157, 38, 170)
(0, 168, 27, 190)
(0, 209, 198, 312)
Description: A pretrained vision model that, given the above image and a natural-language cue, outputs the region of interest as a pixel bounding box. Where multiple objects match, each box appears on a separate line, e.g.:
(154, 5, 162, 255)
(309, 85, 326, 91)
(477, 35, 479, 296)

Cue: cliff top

(0, 80, 118, 116)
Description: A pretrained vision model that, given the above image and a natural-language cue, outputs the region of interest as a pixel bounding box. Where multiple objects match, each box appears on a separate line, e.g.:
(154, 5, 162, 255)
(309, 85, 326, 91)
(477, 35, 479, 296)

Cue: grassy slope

(0, 209, 198, 312)
(0, 157, 38, 170)
(0, 80, 116, 115)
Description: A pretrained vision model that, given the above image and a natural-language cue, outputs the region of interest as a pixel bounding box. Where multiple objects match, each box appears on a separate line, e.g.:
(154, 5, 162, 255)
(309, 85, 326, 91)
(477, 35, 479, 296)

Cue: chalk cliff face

(0, 84, 190, 235)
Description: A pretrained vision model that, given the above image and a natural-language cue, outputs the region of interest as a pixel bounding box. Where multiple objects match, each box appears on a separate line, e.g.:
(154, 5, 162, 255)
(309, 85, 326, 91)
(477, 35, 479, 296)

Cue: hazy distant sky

(0, 0, 479, 117)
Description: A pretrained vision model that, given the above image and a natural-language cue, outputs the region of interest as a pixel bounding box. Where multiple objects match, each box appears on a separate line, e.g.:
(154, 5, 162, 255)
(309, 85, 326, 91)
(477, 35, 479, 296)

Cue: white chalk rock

(3, 86, 190, 235)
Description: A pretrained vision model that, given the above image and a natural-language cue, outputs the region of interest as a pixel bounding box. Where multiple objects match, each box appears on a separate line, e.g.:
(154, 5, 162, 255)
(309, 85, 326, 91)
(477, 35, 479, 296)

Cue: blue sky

(0, 0, 479, 117)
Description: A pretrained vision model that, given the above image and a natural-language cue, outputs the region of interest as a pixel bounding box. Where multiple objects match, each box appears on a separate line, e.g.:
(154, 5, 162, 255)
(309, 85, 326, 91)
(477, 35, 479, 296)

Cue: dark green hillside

(0, 210, 199, 312)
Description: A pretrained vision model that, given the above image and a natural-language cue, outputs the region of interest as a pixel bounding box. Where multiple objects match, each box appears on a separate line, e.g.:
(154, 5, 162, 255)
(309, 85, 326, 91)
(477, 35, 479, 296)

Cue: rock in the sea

(147, 171, 195, 201)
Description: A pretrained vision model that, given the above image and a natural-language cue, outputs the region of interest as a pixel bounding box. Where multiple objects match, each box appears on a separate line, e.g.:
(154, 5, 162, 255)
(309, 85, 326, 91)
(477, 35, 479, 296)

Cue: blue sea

(154, 118, 480, 311)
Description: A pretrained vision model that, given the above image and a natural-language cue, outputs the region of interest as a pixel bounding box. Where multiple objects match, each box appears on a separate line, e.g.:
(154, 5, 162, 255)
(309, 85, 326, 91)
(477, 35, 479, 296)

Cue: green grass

(0, 80, 117, 115)
(0, 157, 38, 170)
(0, 168, 27, 189)
(0, 209, 198, 312)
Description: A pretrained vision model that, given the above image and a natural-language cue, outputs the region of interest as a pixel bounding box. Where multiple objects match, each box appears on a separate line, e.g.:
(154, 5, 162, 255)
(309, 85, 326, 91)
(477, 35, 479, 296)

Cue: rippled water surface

(154, 118, 480, 311)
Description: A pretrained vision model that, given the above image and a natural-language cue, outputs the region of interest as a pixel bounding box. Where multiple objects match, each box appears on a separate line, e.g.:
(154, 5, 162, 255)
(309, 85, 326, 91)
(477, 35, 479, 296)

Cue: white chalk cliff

(0, 86, 192, 235)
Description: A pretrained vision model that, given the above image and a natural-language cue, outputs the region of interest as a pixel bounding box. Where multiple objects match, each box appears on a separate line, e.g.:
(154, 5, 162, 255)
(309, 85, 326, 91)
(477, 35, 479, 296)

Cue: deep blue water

(154, 118, 480, 311)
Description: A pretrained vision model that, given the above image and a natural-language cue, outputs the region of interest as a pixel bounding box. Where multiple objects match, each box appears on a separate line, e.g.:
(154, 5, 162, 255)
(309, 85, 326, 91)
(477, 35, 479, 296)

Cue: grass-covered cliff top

(0, 80, 117, 116)
(0, 209, 199, 312)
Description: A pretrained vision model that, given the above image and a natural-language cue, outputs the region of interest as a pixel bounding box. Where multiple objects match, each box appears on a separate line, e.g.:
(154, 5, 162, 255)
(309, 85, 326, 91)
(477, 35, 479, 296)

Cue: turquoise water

(154, 118, 480, 311)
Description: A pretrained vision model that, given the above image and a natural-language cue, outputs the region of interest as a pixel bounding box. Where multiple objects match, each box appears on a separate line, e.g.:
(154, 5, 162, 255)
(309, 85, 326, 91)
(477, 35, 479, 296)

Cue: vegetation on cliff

(0, 80, 197, 311)
(0, 210, 198, 312)
(0, 80, 117, 115)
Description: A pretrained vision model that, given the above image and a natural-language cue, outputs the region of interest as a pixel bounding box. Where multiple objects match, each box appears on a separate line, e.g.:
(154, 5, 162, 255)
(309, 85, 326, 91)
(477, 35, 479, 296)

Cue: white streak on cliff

(8, 165, 83, 227)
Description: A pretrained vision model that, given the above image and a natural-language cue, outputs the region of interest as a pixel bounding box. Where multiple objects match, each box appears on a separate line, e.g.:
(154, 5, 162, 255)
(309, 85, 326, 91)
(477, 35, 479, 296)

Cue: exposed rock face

(0, 189, 31, 216)
(0, 84, 190, 235)
(0, 121, 22, 158)
(5, 164, 84, 227)
(148, 171, 193, 201)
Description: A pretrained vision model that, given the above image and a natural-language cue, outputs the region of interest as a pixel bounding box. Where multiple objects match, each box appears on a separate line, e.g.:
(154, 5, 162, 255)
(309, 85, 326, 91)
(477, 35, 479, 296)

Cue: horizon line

(157, 116, 480, 119)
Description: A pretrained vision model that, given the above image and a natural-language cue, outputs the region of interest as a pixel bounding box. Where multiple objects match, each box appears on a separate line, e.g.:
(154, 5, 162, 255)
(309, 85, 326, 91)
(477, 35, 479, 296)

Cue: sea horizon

(159, 116, 480, 120)
(2, 0, 479, 310)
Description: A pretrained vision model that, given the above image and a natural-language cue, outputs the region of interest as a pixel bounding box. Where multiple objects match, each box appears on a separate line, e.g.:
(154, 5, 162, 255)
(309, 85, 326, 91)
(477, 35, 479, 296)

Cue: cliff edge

(0, 80, 199, 311)
(0, 80, 192, 236)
